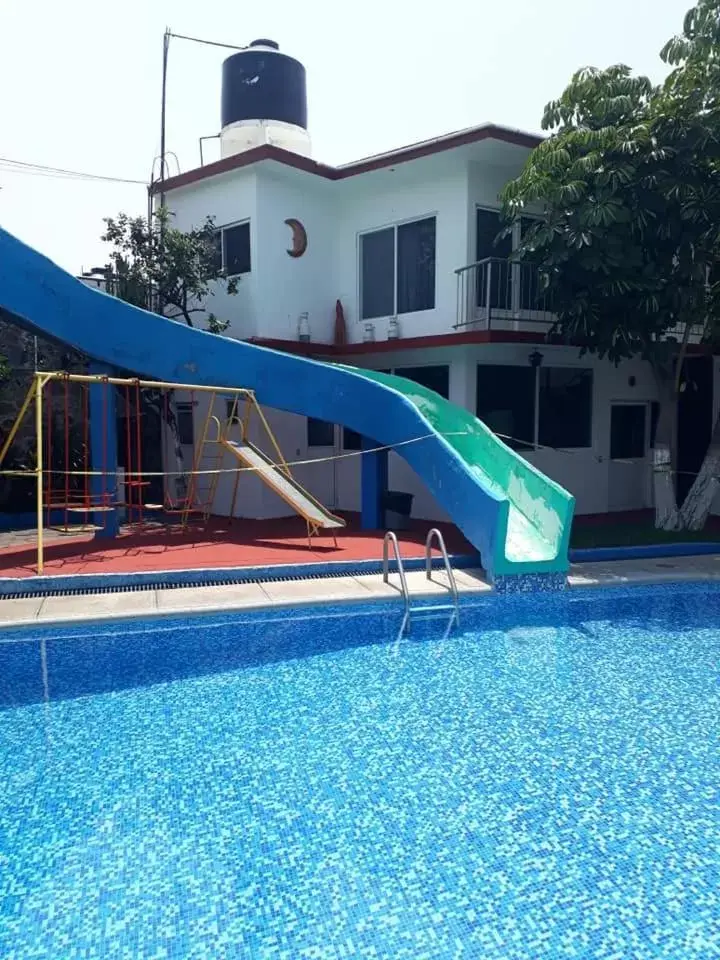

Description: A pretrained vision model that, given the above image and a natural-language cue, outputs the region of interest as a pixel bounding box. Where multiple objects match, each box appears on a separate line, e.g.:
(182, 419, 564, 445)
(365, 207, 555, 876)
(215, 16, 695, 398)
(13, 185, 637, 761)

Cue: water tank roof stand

(220, 39, 311, 159)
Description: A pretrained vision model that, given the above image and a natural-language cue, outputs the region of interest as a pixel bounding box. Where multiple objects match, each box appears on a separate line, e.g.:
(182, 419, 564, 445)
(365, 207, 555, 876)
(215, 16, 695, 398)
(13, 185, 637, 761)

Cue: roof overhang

(152, 123, 543, 195)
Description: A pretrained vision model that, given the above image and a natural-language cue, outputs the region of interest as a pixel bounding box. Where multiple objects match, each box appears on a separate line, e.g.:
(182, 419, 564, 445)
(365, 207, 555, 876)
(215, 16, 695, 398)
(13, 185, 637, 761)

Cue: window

(394, 365, 450, 399)
(476, 365, 535, 450)
(226, 399, 241, 424)
(476, 209, 512, 310)
(476, 364, 593, 450)
(476, 208, 512, 261)
(476, 209, 546, 312)
(519, 216, 542, 311)
(343, 427, 362, 450)
(538, 368, 593, 449)
(611, 404, 647, 459)
(340, 367, 448, 448)
(217, 221, 251, 276)
(176, 402, 194, 446)
(360, 217, 436, 319)
(307, 418, 335, 447)
(361, 228, 394, 320)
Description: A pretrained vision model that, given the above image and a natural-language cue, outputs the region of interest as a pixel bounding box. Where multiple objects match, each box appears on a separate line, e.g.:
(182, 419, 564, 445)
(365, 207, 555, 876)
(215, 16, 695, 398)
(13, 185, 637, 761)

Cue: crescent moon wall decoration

(285, 218, 307, 258)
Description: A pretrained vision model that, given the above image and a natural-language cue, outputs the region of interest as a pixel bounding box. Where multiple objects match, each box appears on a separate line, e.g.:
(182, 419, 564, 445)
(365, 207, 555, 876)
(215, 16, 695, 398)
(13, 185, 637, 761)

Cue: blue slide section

(0, 227, 573, 580)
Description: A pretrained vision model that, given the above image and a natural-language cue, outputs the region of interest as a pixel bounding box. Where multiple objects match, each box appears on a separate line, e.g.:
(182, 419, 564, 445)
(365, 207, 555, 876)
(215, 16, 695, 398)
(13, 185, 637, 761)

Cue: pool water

(0, 586, 718, 959)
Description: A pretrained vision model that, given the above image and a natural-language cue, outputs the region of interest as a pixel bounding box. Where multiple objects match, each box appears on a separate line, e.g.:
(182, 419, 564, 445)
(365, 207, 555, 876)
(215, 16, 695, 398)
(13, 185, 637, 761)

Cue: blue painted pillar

(88, 361, 119, 537)
(360, 436, 388, 530)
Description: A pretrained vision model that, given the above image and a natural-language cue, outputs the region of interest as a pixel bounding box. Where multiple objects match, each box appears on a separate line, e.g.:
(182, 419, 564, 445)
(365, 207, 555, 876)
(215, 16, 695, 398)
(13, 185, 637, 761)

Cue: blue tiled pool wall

(2, 581, 718, 710)
(493, 572, 567, 593)
(2, 580, 718, 959)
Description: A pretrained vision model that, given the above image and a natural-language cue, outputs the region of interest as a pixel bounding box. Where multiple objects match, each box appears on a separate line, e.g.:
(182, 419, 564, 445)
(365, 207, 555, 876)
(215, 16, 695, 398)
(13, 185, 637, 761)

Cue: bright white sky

(0, 0, 692, 273)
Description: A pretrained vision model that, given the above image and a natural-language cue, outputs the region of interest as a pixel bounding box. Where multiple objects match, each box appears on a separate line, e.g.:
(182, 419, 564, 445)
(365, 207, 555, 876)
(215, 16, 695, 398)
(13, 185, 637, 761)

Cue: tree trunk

(678, 411, 720, 531)
(652, 376, 680, 530)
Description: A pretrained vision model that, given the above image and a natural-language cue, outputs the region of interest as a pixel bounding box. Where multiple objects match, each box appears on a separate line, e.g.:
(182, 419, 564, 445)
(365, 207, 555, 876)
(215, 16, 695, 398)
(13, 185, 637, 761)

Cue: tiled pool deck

(1, 553, 720, 627)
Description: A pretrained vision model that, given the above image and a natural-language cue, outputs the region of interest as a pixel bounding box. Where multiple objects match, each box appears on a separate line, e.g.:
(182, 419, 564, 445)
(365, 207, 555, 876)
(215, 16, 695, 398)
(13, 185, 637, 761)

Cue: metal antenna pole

(159, 27, 171, 211)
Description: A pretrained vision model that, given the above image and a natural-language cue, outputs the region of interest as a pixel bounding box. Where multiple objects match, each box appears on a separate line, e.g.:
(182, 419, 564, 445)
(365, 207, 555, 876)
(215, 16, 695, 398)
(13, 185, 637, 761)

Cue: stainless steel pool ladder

(383, 528, 459, 634)
(383, 531, 411, 635)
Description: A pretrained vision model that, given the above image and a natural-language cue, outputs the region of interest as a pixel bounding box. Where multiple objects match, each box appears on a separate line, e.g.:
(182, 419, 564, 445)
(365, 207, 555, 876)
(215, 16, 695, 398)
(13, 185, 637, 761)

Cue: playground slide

(221, 439, 345, 530)
(0, 226, 574, 580)
(351, 369, 570, 565)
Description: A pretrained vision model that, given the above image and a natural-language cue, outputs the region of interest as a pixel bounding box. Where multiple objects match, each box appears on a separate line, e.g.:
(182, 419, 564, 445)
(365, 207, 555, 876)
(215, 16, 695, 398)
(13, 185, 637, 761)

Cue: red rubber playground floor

(0, 515, 475, 579)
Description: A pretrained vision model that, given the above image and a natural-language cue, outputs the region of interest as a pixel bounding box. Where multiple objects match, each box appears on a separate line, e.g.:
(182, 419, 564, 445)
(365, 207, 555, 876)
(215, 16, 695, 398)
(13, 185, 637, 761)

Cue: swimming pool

(1, 584, 718, 959)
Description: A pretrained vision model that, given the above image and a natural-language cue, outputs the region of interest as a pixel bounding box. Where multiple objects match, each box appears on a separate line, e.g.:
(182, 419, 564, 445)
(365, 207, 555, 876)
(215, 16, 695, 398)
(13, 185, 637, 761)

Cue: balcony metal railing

(454, 257, 555, 331)
(454, 259, 712, 345)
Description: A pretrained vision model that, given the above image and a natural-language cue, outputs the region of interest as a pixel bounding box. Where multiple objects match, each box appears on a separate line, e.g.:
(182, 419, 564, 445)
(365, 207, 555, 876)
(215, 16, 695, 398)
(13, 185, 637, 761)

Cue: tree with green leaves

(501, 0, 720, 530)
(101, 207, 238, 333)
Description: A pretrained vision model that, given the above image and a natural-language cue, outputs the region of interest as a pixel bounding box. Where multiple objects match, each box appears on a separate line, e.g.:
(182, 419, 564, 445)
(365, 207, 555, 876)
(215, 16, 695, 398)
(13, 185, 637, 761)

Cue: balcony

(454, 258, 709, 346)
(455, 257, 555, 333)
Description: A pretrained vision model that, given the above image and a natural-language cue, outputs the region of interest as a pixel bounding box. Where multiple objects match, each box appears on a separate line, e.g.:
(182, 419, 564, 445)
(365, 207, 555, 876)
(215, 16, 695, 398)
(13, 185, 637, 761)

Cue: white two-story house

(154, 39, 718, 526)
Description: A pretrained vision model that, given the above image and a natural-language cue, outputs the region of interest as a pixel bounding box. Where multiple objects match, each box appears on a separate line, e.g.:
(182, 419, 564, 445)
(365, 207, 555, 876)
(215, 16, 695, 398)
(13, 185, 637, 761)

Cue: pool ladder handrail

(425, 528, 459, 625)
(383, 529, 459, 634)
(383, 531, 410, 634)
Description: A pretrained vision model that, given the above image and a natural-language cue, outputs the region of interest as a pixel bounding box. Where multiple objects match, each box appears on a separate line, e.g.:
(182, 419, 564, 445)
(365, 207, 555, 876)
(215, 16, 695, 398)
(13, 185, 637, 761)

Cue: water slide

(0, 226, 574, 580)
(221, 439, 344, 530)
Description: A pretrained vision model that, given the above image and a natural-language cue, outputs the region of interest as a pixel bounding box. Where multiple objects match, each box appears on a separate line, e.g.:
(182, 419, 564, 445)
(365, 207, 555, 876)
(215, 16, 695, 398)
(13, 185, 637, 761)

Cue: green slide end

(350, 368, 575, 577)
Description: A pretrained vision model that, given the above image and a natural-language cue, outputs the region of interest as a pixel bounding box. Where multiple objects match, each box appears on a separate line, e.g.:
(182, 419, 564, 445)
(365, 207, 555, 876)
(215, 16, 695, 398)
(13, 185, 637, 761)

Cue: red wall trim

(153, 125, 543, 195)
(247, 332, 714, 359)
(248, 329, 552, 358)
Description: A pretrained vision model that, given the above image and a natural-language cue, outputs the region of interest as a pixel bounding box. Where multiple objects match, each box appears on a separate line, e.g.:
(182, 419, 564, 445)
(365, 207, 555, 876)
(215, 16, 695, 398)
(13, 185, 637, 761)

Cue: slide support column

(360, 436, 388, 530)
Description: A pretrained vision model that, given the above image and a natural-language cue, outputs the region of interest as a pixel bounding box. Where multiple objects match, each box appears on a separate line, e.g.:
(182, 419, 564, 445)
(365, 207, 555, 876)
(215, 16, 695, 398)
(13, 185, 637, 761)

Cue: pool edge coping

(0, 553, 481, 598)
(4, 570, 720, 634)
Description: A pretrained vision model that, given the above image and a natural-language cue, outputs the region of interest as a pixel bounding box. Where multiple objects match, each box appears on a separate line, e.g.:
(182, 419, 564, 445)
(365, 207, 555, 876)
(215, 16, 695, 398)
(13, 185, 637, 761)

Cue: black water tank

(221, 40, 307, 131)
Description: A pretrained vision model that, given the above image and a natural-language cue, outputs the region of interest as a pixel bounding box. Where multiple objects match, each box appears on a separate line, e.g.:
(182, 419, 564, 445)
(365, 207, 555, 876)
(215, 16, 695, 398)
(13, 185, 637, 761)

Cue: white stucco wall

(161, 145, 682, 526)
(334, 343, 658, 518)
(253, 167, 337, 342)
(331, 154, 471, 343)
(166, 152, 475, 347)
(166, 171, 260, 338)
(171, 344, 660, 527)
(168, 390, 341, 522)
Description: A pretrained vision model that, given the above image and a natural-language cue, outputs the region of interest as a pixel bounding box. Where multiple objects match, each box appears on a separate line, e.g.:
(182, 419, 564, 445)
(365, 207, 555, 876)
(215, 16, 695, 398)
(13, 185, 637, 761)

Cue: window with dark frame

(519, 216, 542, 311)
(342, 428, 362, 451)
(476, 365, 593, 450)
(475, 209, 547, 313)
(360, 217, 436, 320)
(476, 365, 535, 450)
(360, 227, 394, 320)
(219, 222, 251, 276)
(341, 368, 448, 448)
(176, 402, 195, 446)
(476, 209, 512, 310)
(394, 365, 450, 399)
(226, 399, 241, 424)
(307, 418, 335, 447)
(610, 405, 647, 460)
(538, 368, 593, 449)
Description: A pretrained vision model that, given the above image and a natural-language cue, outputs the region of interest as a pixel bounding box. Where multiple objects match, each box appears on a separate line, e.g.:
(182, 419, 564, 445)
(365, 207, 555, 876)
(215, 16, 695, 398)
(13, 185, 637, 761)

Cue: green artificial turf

(570, 521, 720, 549)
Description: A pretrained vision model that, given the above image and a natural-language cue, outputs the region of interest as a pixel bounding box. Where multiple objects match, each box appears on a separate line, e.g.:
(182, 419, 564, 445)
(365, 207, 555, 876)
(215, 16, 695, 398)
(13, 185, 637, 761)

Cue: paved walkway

(567, 552, 720, 587)
(0, 554, 719, 628)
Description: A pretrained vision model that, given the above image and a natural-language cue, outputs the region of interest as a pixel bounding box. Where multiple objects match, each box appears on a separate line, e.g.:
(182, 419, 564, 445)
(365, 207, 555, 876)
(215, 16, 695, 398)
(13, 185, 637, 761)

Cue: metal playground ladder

(382, 528, 459, 636)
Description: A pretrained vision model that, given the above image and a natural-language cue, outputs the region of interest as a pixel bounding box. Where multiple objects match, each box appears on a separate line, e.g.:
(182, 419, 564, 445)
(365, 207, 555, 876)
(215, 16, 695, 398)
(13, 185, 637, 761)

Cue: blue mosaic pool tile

(0, 583, 718, 958)
(493, 571, 567, 593)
